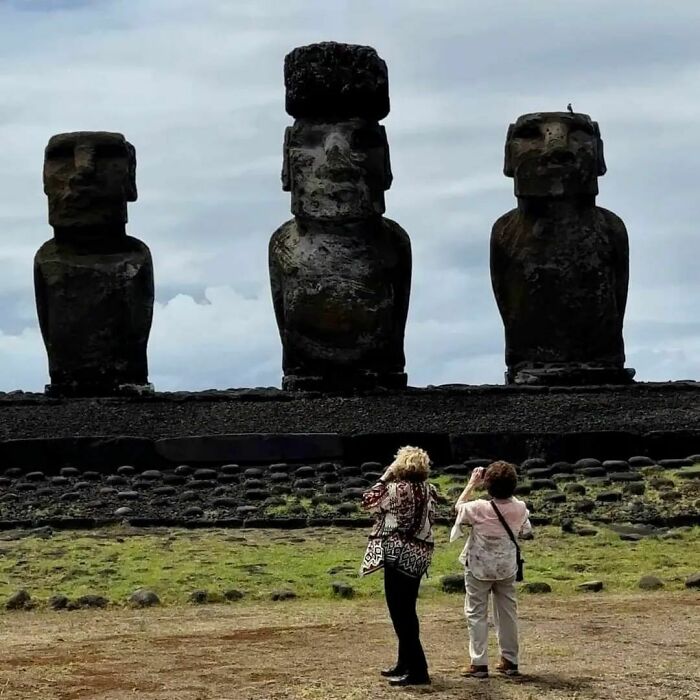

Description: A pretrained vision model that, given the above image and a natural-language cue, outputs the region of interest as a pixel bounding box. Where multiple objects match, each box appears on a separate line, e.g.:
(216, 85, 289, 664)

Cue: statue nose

(324, 134, 351, 163)
(71, 148, 96, 183)
(543, 125, 569, 151)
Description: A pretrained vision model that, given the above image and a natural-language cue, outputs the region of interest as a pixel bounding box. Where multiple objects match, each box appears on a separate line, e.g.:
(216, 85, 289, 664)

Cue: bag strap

(490, 501, 521, 558)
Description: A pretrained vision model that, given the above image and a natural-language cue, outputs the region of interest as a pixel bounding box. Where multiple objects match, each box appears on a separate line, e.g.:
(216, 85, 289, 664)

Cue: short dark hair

(484, 461, 518, 499)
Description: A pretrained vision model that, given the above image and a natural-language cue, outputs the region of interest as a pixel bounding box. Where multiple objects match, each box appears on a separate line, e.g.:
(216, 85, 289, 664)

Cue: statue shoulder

(34, 239, 56, 260)
(270, 219, 296, 249)
(124, 236, 153, 258)
(382, 217, 411, 248)
(491, 208, 519, 238)
(597, 207, 628, 241)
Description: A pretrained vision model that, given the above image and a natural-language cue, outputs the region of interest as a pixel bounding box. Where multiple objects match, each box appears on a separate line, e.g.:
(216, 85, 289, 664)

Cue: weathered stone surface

(602, 460, 630, 472)
(526, 467, 554, 479)
(270, 589, 297, 601)
(628, 456, 655, 467)
(491, 112, 632, 386)
(576, 580, 604, 592)
(188, 589, 209, 604)
(0, 438, 155, 472)
(224, 589, 244, 601)
(685, 572, 700, 589)
(521, 458, 547, 470)
(140, 470, 162, 481)
(657, 458, 693, 469)
(543, 492, 567, 504)
(551, 461, 574, 473)
(272, 42, 409, 392)
(638, 575, 664, 591)
(522, 581, 552, 594)
(155, 434, 342, 464)
(6, 589, 32, 610)
(596, 491, 622, 502)
(530, 479, 557, 491)
(608, 472, 642, 482)
(35, 133, 152, 397)
(73, 594, 108, 609)
(331, 581, 355, 599)
(440, 574, 465, 594)
(129, 589, 160, 608)
(48, 594, 69, 610)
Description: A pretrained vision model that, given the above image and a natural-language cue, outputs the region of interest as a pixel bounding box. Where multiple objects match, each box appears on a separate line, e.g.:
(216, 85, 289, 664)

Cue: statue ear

(282, 126, 292, 192)
(125, 141, 138, 201)
(381, 125, 393, 190)
(593, 122, 607, 176)
(503, 124, 515, 177)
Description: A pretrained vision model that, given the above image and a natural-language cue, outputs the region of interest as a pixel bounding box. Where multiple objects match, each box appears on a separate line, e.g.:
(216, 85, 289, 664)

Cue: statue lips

(60, 186, 106, 208)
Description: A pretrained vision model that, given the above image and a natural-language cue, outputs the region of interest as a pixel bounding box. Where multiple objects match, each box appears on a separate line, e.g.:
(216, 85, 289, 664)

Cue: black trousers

(383, 565, 428, 675)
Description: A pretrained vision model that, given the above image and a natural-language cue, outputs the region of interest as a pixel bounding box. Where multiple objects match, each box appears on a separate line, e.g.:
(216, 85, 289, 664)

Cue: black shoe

(380, 665, 406, 678)
(388, 673, 431, 687)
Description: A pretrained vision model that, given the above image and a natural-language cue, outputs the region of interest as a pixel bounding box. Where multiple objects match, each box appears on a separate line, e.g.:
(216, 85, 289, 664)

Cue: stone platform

(1, 382, 700, 530)
(2, 382, 700, 467)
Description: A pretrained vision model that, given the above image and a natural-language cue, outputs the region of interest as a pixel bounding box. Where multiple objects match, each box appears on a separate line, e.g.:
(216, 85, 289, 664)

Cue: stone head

(282, 42, 392, 221)
(504, 112, 606, 198)
(43, 131, 137, 229)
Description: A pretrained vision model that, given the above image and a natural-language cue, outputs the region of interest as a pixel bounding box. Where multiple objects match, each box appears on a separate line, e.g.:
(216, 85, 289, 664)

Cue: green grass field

(1, 524, 698, 608)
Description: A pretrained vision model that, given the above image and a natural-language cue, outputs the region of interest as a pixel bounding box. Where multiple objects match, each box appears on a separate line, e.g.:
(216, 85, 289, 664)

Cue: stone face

(271, 42, 410, 392)
(35, 131, 153, 397)
(491, 112, 633, 386)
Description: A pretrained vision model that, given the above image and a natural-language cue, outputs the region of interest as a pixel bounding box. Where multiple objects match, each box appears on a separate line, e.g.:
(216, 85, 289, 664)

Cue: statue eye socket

(290, 129, 324, 148)
(96, 144, 127, 158)
(351, 129, 382, 149)
(46, 146, 73, 159)
(512, 125, 541, 139)
(569, 127, 593, 139)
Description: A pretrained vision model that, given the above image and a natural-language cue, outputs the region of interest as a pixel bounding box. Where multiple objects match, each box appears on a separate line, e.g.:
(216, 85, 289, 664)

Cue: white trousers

(464, 570, 519, 666)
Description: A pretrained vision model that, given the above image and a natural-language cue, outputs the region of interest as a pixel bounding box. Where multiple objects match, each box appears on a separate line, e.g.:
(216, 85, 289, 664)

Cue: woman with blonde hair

(360, 445, 437, 687)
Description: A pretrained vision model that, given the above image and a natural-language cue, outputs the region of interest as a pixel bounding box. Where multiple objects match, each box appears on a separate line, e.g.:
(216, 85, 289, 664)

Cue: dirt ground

(0, 593, 698, 700)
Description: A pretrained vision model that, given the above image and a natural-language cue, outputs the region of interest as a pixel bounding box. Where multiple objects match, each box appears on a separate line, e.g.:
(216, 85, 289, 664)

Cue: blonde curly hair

(390, 445, 431, 481)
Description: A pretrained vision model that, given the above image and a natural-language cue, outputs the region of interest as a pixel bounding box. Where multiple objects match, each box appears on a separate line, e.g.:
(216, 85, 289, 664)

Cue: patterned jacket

(359, 479, 437, 579)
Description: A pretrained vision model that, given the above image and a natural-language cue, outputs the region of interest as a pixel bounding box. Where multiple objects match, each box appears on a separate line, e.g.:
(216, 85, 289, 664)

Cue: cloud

(1, 0, 700, 391)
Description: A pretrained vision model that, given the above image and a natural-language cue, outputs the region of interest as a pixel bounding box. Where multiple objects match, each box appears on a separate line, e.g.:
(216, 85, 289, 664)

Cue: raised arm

(455, 467, 486, 507)
(361, 464, 396, 513)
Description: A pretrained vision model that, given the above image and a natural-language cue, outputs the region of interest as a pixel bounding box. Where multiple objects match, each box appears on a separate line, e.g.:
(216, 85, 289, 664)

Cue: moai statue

(269, 42, 411, 391)
(34, 132, 154, 396)
(490, 112, 635, 385)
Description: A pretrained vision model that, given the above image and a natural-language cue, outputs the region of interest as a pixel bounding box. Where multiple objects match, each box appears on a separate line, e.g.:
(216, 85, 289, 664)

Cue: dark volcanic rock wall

(1, 382, 700, 439)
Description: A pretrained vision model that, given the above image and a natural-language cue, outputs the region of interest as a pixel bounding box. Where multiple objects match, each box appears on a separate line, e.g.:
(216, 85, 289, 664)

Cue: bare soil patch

(0, 593, 698, 699)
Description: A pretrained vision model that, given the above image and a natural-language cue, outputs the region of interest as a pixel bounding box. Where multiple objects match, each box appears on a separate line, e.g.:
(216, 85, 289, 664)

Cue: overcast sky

(1, 0, 699, 391)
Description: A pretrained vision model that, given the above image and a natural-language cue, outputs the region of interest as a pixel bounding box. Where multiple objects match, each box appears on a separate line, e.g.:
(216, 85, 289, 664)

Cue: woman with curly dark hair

(450, 460, 532, 679)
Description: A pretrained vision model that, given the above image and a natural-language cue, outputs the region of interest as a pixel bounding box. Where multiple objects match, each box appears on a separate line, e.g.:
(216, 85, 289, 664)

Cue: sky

(1, 0, 700, 391)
